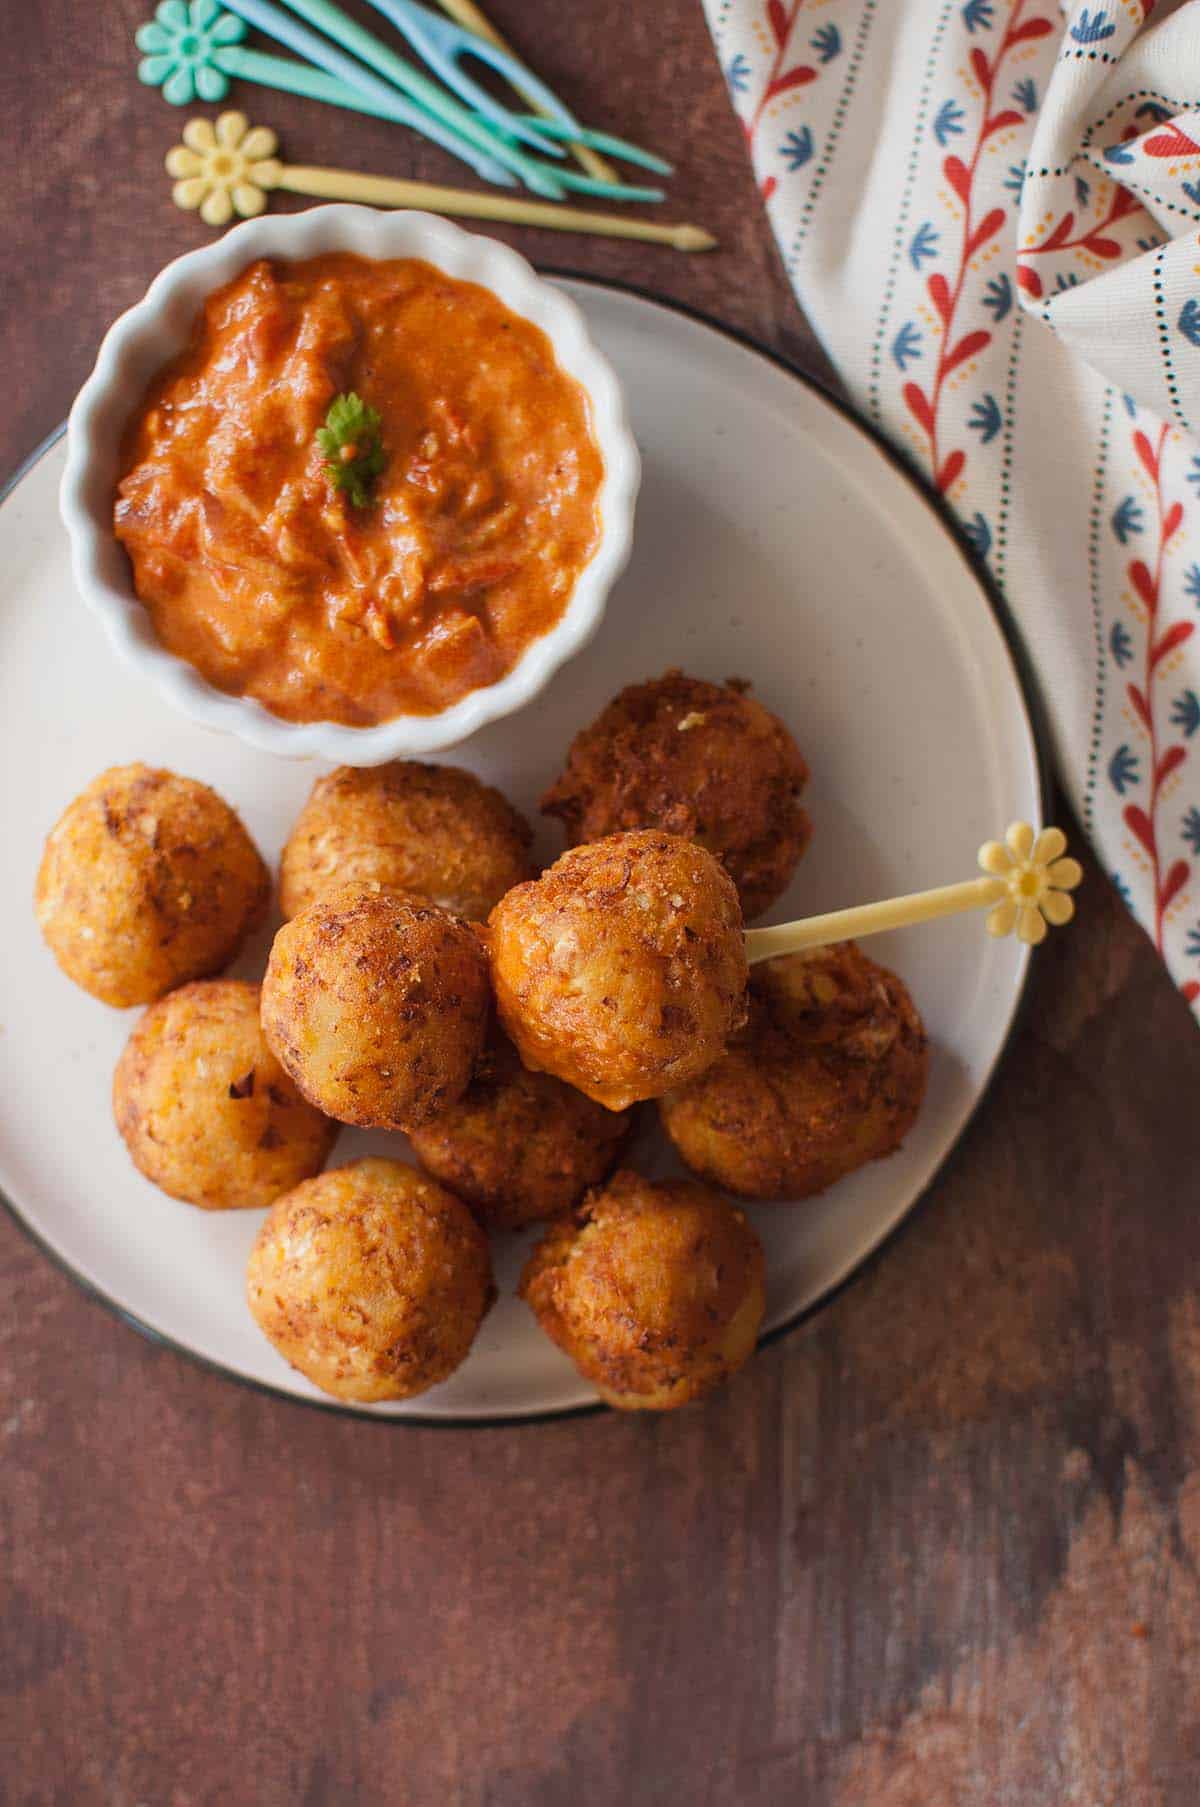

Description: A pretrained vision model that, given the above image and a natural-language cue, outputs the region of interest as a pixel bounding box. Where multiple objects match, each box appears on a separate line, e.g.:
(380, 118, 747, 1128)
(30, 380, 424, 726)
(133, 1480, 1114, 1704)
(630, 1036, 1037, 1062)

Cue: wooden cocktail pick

(166, 111, 716, 247)
(744, 822, 1082, 964)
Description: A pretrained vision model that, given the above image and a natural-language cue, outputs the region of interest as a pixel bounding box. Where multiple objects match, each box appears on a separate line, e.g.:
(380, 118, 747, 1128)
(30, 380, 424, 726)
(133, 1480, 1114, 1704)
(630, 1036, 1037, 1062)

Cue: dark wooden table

(4, 4, 1200, 1802)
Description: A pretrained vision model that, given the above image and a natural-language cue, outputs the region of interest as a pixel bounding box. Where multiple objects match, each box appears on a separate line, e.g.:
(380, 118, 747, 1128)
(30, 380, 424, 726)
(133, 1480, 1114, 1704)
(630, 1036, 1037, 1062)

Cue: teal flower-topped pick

(136, 0, 246, 105)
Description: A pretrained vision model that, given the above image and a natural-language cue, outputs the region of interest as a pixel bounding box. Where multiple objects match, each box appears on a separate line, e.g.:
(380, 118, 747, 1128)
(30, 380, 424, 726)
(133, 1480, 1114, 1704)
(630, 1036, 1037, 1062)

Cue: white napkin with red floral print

(705, 0, 1200, 1014)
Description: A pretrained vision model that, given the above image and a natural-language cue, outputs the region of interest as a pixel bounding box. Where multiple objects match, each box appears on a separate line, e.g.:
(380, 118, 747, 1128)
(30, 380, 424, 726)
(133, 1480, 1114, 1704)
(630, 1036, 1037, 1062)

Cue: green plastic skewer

(136, 0, 515, 181)
(510, 117, 672, 176)
(211, 55, 672, 186)
(217, 0, 531, 187)
(137, 0, 670, 198)
(433, 0, 615, 183)
(210, 44, 514, 182)
(539, 168, 664, 203)
(209, 50, 664, 198)
(272, 0, 568, 197)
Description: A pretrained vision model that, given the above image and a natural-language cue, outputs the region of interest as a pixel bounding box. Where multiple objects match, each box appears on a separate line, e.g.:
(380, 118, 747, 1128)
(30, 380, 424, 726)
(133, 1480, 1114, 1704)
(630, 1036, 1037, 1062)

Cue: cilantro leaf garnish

(317, 392, 387, 508)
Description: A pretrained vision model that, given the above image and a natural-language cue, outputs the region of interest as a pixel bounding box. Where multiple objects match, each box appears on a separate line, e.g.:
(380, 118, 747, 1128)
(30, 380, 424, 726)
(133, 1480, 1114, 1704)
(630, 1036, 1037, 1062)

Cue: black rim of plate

(0, 272, 1053, 1431)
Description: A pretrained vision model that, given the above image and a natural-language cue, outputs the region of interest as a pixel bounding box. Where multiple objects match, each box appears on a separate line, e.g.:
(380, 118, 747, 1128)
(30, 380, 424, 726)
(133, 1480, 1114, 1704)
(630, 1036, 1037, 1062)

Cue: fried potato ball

(660, 942, 929, 1200)
(520, 1169, 765, 1410)
(541, 669, 811, 919)
(113, 980, 337, 1210)
(488, 830, 748, 1112)
(34, 763, 269, 1007)
(260, 881, 489, 1130)
(407, 1032, 632, 1230)
(246, 1158, 494, 1403)
(279, 760, 533, 922)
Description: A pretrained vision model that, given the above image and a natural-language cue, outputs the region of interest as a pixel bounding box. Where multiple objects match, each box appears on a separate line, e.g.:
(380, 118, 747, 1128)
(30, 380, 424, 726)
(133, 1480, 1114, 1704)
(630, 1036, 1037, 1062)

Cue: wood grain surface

(3, 3, 1200, 1803)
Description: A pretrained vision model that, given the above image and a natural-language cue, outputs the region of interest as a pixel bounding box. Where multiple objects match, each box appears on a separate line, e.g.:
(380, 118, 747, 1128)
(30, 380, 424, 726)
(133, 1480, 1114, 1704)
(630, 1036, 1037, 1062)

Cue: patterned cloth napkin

(704, 0, 1200, 1015)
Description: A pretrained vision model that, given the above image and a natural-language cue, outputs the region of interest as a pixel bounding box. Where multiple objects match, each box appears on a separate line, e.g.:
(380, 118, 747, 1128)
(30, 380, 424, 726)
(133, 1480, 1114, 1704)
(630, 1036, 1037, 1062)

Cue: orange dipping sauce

(114, 255, 604, 725)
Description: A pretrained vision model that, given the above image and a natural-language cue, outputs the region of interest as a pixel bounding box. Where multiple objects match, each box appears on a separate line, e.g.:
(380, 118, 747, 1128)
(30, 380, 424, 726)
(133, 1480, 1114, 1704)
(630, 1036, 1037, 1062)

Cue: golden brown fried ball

(260, 881, 490, 1131)
(541, 670, 811, 919)
(279, 761, 533, 922)
(520, 1169, 765, 1410)
(407, 1032, 632, 1230)
(488, 830, 748, 1112)
(34, 763, 269, 1007)
(246, 1158, 494, 1403)
(660, 942, 929, 1200)
(113, 980, 337, 1210)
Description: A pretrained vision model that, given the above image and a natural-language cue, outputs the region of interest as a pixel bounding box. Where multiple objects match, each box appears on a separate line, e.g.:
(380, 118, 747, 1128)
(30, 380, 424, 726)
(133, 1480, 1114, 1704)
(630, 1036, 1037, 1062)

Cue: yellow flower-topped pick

(164, 112, 716, 250)
(743, 821, 1083, 965)
(166, 111, 283, 226)
(977, 822, 1083, 946)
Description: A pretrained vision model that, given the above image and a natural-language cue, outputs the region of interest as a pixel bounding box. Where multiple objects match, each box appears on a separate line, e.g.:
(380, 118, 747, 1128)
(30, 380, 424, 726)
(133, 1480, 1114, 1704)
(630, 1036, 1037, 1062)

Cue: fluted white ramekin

(60, 206, 639, 763)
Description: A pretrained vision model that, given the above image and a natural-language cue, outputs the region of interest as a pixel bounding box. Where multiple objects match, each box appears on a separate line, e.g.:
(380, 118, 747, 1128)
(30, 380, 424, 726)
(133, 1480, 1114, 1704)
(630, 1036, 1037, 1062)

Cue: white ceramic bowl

(60, 206, 640, 763)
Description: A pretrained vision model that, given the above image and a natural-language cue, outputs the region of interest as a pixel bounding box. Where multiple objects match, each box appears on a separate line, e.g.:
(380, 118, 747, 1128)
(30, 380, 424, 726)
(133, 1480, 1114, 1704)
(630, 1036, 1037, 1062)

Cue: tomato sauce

(114, 255, 604, 725)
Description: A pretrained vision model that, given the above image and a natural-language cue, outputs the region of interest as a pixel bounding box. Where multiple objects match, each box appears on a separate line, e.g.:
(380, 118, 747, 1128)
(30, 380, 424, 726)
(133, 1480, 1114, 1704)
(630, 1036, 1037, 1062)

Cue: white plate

(0, 280, 1043, 1424)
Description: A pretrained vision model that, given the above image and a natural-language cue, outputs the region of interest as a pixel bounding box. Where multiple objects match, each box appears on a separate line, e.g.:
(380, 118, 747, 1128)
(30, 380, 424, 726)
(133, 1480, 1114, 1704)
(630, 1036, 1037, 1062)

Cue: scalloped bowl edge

(60, 206, 640, 763)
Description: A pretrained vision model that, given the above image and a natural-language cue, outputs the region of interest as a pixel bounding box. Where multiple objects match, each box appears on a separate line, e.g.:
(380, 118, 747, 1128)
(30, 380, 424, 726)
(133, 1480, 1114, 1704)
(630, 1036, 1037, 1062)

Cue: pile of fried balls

(34, 671, 928, 1411)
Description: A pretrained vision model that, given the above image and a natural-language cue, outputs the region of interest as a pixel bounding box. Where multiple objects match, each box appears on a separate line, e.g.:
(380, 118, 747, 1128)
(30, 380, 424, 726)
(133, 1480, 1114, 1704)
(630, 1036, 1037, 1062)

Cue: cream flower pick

(976, 822, 1081, 946)
(166, 111, 282, 226)
(164, 111, 716, 250)
(743, 821, 1083, 965)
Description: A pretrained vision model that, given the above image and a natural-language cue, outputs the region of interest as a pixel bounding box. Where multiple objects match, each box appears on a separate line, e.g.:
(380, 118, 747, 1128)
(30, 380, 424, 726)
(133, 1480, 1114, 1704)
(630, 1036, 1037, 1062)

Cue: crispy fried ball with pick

(113, 980, 337, 1210)
(35, 763, 269, 1007)
(246, 1158, 494, 1403)
(660, 941, 929, 1200)
(407, 1030, 632, 1231)
(279, 761, 533, 922)
(487, 829, 748, 1112)
(520, 1169, 765, 1411)
(541, 670, 811, 919)
(260, 881, 489, 1131)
